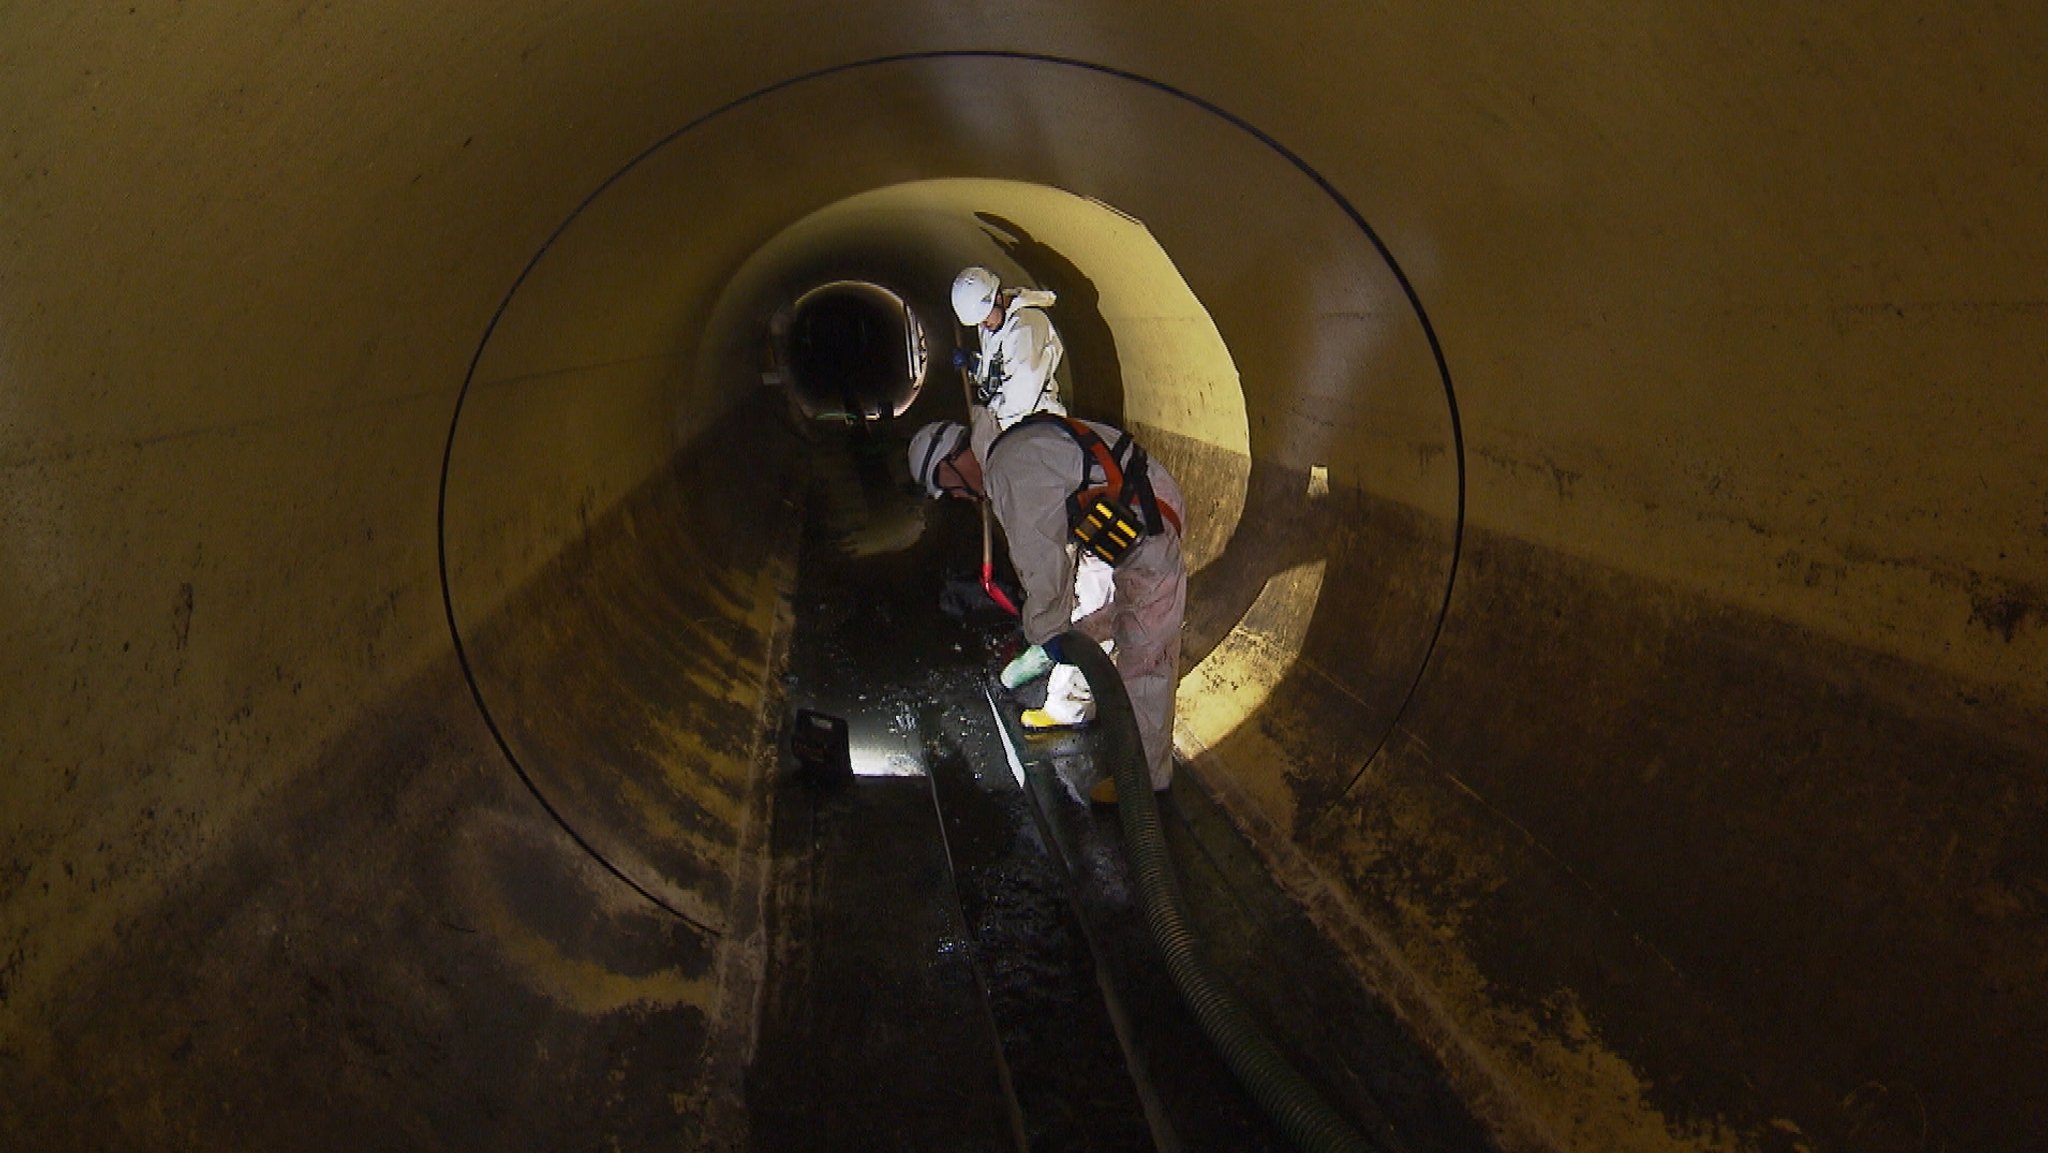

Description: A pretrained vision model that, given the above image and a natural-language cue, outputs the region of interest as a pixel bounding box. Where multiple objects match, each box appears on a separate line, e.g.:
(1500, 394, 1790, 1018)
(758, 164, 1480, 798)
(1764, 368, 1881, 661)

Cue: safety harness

(999, 414, 1181, 567)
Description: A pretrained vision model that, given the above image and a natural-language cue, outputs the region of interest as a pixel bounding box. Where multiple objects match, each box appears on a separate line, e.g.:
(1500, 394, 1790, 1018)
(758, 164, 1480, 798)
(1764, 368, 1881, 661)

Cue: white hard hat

(907, 421, 968, 497)
(950, 266, 1001, 326)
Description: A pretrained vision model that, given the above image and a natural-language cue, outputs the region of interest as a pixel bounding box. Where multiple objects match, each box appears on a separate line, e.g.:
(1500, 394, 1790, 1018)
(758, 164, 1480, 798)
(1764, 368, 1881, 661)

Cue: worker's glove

(951, 348, 980, 373)
(1000, 644, 1056, 690)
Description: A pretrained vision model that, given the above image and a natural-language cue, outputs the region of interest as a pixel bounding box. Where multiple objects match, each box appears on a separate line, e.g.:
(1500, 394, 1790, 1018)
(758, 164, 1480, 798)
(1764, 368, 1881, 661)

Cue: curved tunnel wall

(4, 7, 2044, 1152)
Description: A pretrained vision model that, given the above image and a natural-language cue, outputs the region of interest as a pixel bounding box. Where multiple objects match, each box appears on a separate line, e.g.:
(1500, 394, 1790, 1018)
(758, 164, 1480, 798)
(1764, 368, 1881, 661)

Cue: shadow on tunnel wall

(3, 396, 805, 1153)
(0, 610, 759, 1152)
(453, 397, 800, 932)
(975, 210, 1126, 426)
(1295, 515, 2048, 1153)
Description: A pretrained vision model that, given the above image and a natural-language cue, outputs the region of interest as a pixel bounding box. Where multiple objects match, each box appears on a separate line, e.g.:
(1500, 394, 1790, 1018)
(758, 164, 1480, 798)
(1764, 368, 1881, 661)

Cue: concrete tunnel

(3, 6, 2044, 1152)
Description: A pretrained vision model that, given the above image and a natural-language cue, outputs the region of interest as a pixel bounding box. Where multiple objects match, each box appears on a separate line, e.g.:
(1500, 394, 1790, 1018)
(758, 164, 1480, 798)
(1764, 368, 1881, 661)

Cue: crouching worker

(908, 415, 1187, 803)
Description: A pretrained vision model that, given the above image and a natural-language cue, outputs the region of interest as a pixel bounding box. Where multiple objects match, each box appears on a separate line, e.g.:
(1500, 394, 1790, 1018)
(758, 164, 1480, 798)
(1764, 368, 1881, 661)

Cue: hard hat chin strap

(918, 426, 973, 496)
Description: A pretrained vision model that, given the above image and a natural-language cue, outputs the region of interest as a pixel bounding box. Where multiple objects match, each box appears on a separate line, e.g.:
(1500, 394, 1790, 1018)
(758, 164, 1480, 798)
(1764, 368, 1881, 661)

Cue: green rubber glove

(1000, 644, 1056, 690)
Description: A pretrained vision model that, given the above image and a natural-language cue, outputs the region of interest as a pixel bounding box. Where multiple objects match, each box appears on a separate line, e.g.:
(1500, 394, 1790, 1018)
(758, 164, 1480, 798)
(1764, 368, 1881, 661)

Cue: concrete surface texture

(2, 5, 2043, 1152)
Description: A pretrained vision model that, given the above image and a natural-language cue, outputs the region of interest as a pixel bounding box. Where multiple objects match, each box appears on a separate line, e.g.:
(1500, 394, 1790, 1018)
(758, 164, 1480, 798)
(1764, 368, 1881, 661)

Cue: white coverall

(983, 419, 1187, 791)
(966, 289, 1066, 460)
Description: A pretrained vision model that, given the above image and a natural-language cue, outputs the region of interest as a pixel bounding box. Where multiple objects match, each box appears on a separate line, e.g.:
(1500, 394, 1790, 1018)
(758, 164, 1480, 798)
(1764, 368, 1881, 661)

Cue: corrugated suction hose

(1058, 630, 1380, 1153)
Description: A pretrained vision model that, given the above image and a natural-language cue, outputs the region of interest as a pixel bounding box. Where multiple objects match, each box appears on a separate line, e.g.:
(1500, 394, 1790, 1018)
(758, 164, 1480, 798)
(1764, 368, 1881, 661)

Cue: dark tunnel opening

(777, 281, 928, 422)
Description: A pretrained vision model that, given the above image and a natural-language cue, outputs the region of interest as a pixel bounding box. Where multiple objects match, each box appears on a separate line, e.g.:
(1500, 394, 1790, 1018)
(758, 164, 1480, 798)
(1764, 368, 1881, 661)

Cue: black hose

(1058, 630, 1380, 1153)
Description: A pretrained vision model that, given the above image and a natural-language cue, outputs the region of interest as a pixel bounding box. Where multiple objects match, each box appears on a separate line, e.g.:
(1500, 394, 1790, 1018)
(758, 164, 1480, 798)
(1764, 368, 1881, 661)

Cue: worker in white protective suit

(947, 266, 1117, 733)
(949, 265, 1067, 456)
(908, 417, 1186, 803)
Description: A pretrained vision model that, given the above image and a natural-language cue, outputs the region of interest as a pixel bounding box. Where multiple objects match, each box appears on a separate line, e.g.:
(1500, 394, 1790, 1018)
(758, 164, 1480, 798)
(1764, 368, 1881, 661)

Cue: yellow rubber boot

(1021, 708, 1090, 732)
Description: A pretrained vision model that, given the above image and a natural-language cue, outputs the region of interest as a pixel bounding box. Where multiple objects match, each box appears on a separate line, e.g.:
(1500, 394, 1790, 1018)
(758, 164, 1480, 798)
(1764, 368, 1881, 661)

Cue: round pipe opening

(771, 280, 928, 421)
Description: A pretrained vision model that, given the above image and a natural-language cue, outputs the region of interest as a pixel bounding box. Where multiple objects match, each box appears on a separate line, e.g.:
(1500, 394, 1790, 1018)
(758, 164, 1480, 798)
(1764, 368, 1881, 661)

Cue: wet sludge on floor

(746, 428, 1495, 1153)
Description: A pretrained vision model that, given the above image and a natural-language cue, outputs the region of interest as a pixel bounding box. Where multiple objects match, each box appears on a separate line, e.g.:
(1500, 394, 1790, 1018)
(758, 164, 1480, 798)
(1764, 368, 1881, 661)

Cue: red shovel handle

(980, 501, 1018, 616)
(982, 563, 1019, 616)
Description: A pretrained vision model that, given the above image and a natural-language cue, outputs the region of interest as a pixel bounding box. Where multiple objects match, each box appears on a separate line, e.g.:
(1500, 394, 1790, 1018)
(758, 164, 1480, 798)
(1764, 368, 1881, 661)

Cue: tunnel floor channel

(741, 424, 1497, 1153)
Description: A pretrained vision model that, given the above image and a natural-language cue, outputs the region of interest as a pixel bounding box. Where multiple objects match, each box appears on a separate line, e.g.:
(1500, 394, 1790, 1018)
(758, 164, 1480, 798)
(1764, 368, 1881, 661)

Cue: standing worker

(949, 265, 1067, 455)
(908, 416, 1187, 804)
